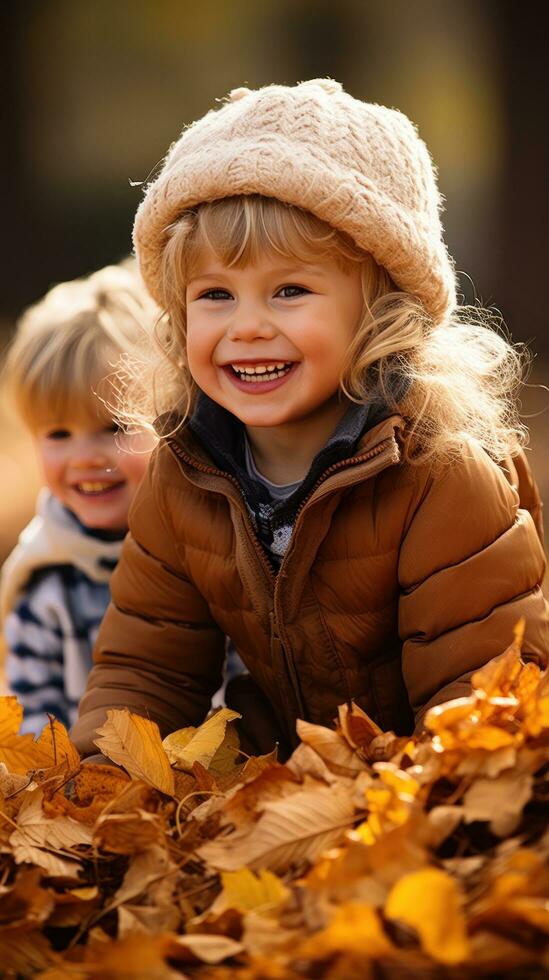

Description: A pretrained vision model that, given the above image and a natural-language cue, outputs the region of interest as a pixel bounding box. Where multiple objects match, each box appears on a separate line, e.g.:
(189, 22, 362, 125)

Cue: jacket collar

(157, 369, 408, 480)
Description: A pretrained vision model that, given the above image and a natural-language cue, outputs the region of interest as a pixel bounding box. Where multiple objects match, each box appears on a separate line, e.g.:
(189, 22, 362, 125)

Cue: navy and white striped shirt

(1, 491, 123, 735)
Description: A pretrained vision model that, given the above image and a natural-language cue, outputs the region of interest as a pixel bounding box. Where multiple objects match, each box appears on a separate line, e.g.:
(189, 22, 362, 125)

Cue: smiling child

(1, 262, 157, 733)
(72, 81, 548, 758)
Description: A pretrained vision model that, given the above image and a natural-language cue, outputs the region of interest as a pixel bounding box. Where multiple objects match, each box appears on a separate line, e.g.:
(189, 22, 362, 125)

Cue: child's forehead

(188, 245, 329, 281)
(35, 400, 113, 432)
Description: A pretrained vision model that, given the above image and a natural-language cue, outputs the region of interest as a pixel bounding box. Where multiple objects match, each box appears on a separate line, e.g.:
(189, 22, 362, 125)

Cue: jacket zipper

(166, 438, 276, 584)
(273, 437, 398, 721)
(166, 432, 399, 725)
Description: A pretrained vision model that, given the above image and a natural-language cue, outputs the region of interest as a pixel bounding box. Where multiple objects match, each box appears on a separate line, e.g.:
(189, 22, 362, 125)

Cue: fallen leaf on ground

(94, 709, 174, 796)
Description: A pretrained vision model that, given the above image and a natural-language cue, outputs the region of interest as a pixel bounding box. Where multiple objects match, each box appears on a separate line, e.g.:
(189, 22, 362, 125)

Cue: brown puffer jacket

(71, 415, 549, 758)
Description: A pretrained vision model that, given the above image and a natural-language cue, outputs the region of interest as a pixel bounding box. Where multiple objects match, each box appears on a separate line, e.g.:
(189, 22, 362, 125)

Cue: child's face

(186, 248, 364, 430)
(33, 412, 154, 531)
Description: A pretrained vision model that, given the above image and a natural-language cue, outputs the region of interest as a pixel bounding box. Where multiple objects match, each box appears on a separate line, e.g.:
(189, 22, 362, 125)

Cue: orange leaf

(385, 868, 470, 964)
(0, 697, 52, 774)
(35, 718, 80, 770)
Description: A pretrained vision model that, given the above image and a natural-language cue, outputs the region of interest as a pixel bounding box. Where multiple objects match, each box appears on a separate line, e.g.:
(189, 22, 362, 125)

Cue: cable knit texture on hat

(133, 79, 457, 322)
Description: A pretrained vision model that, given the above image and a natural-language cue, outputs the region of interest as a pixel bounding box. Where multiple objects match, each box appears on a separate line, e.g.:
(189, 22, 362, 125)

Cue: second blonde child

(1, 262, 157, 733)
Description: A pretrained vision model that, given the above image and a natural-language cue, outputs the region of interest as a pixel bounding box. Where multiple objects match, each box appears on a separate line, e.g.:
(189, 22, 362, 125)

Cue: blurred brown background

(1, 0, 548, 562)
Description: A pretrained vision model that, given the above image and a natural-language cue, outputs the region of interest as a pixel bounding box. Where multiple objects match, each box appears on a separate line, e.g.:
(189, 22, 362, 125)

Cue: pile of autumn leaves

(0, 622, 548, 979)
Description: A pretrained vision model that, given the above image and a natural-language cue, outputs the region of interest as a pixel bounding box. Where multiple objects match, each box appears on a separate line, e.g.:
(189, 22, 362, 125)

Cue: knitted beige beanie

(133, 79, 457, 323)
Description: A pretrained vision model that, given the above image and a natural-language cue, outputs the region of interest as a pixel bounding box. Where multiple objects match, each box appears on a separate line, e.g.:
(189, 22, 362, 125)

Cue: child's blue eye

(200, 288, 232, 300)
(277, 285, 309, 298)
(46, 429, 71, 440)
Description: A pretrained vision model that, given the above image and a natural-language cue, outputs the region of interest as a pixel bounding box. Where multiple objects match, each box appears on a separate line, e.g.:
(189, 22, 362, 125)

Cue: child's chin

(75, 505, 128, 532)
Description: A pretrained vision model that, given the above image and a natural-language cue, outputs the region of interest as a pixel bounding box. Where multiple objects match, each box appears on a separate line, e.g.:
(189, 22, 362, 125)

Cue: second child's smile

(72, 480, 126, 497)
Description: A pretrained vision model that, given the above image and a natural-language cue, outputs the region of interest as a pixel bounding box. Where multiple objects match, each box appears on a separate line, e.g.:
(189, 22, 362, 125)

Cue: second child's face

(33, 413, 154, 531)
(186, 249, 364, 429)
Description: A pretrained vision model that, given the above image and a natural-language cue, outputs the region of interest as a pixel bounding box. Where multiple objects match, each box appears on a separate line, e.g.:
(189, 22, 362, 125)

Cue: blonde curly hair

(123, 195, 527, 464)
(4, 259, 159, 431)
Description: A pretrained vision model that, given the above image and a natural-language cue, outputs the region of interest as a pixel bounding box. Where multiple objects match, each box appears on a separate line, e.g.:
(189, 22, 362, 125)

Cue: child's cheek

(35, 440, 63, 489)
(117, 447, 154, 498)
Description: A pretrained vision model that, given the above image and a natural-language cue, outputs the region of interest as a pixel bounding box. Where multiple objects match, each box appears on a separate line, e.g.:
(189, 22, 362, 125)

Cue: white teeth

(76, 481, 116, 493)
(230, 361, 293, 377)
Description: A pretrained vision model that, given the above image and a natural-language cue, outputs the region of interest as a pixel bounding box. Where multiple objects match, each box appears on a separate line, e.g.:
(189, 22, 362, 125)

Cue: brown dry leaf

(467, 930, 541, 973)
(0, 867, 54, 926)
(109, 842, 177, 909)
(94, 709, 174, 796)
(0, 762, 33, 798)
(43, 764, 131, 824)
(162, 708, 241, 771)
(426, 805, 463, 847)
(162, 932, 244, 964)
(10, 789, 93, 876)
(385, 867, 470, 964)
(337, 702, 383, 749)
(241, 910, 302, 958)
(238, 748, 278, 782)
(0, 696, 52, 773)
(118, 903, 181, 937)
(93, 808, 166, 854)
(456, 743, 517, 778)
(0, 925, 60, 974)
(223, 764, 300, 827)
(296, 719, 365, 775)
(286, 742, 338, 784)
(47, 886, 101, 928)
(199, 778, 356, 872)
(463, 769, 533, 836)
(80, 933, 183, 979)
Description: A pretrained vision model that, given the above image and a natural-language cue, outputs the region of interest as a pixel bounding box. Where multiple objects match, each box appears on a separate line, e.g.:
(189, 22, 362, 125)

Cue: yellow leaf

(93, 710, 174, 796)
(524, 695, 549, 738)
(161, 725, 196, 761)
(472, 624, 523, 699)
(298, 902, 393, 959)
(424, 696, 478, 735)
(385, 868, 470, 964)
(0, 697, 52, 773)
(209, 718, 242, 775)
(219, 868, 289, 913)
(162, 708, 241, 772)
(35, 718, 81, 770)
(464, 725, 516, 751)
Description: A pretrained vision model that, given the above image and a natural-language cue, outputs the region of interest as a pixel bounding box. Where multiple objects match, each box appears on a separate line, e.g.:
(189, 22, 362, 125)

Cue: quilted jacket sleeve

(71, 446, 225, 756)
(398, 441, 549, 731)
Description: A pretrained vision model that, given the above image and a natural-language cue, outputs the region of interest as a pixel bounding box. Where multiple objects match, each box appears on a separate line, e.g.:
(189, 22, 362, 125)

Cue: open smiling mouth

(73, 481, 125, 496)
(226, 361, 296, 383)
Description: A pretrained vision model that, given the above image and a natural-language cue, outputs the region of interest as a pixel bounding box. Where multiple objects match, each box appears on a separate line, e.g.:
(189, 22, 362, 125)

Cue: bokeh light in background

(1, 0, 548, 561)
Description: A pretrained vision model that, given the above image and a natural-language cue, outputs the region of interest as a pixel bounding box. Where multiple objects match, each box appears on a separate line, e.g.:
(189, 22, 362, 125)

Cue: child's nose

(70, 439, 111, 469)
(226, 305, 276, 342)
